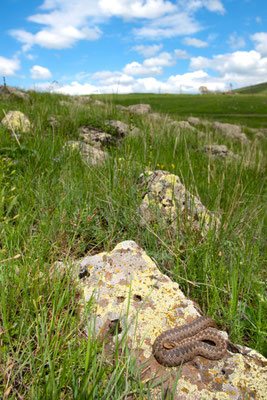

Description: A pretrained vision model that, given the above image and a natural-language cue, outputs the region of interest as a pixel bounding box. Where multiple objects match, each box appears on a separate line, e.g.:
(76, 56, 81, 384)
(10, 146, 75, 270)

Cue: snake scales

(152, 316, 227, 367)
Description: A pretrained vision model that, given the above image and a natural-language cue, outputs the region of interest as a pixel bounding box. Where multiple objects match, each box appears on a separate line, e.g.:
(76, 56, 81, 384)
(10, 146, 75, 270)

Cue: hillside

(233, 81, 267, 94)
(0, 87, 266, 398)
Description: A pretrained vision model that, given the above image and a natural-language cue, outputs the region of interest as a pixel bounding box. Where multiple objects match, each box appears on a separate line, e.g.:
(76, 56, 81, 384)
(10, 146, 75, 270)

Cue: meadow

(0, 90, 266, 399)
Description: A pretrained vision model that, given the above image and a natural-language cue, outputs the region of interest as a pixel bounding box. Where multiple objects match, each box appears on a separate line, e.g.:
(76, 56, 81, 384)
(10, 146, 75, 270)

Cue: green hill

(234, 81, 267, 94)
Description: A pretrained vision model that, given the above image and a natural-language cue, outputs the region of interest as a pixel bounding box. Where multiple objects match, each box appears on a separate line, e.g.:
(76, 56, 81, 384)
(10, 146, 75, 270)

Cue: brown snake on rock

(152, 316, 227, 367)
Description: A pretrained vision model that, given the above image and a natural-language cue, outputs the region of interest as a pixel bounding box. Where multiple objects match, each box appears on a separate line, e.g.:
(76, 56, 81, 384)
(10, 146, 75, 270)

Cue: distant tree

(199, 85, 209, 94)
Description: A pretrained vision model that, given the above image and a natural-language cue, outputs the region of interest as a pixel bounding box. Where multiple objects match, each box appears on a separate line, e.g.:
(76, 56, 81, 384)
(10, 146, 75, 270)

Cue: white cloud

(0, 56, 20, 76)
(9, 0, 226, 49)
(174, 49, 190, 59)
(30, 65, 52, 80)
(134, 12, 201, 39)
(251, 32, 267, 57)
(123, 61, 162, 77)
(183, 37, 208, 47)
(228, 32, 246, 50)
(132, 44, 163, 57)
(123, 52, 174, 77)
(190, 50, 267, 87)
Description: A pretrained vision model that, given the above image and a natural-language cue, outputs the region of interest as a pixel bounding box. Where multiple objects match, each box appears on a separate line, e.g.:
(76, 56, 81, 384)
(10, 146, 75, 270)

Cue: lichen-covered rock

(213, 122, 249, 142)
(72, 240, 267, 400)
(199, 145, 240, 160)
(78, 126, 116, 147)
(127, 104, 151, 114)
(0, 85, 30, 102)
(104, 120, 140, 137)
(138, 170, 220, 237)
(1, 110, 32, 133)
(170, 120, 197, 132)
(64, 140, 107, 165)
(116, 104, 128, 111)
(187, 117, 201, 126)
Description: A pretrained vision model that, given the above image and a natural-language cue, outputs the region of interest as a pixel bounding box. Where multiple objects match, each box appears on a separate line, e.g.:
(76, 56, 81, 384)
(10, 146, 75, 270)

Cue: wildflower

(11, 133, 21, 137)
(53, 157, 60, 162)
(171, 163, 175, 169)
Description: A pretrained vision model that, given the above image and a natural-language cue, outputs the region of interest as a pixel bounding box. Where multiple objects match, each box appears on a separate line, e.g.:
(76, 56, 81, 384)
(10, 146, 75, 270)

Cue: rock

(0, 85, 30, 102)
(149, 113, 163, 121)
(187, 117, 201, 126)
(170, 120, 197, 132)
(127, 104, 151, 114)
(59, 100, 72, 107)
(1, 110, 32, 133)
(254, 131, 265, 139)
(104, 120, 140, 137)
(92, 99, 105, 107)
(213, 122, 249, 142)
(116, 104, 128, 111)
(138, 170, 220, 237)
(64, 141, 107, 165)
(78, 126, 115, 147)
(69, 240, 267, 400)
(199, 144, 240, 160)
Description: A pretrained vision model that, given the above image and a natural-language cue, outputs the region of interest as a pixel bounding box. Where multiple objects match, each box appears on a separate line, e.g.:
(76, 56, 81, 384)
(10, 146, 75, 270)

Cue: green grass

(92, 92, 267, 128)
(0, 91, 266, 399)
(233, 81, 267, 95)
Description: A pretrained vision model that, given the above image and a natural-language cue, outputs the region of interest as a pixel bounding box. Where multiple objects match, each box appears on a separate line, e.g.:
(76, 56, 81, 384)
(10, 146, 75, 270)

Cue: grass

(233, 81, 267, 95)
(92, 92, 267, 128)
(0, 90, 266, 399)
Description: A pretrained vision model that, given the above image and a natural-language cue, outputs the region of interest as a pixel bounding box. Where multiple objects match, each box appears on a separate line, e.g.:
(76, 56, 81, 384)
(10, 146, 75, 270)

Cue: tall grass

(0, 91, 266, 398)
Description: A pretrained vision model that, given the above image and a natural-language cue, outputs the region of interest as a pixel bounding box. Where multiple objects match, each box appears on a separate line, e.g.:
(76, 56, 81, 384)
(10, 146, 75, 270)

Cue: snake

(152, 316, 227, 367)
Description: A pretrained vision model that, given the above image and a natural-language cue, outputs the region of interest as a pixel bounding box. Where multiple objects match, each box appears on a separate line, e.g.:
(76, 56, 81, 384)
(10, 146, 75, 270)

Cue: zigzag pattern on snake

(152, 316, 227, 367)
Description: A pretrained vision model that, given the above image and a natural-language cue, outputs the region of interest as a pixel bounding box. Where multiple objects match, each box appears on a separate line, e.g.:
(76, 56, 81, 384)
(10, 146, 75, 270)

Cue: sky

(1, 0, 267, 95)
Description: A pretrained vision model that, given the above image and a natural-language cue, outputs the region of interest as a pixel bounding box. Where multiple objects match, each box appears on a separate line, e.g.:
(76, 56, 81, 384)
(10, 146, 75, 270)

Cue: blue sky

(1, 0, 266, 94)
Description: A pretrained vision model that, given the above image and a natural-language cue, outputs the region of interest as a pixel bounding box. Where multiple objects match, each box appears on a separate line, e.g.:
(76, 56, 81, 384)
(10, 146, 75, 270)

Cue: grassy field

(93, 92, 267, 128)
(0, 90, 266, 399)
(233, 81, 267, 95)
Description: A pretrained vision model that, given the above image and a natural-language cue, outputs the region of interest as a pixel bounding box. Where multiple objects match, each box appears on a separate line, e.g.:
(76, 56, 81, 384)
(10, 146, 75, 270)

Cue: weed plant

(0, 91, 266, 398)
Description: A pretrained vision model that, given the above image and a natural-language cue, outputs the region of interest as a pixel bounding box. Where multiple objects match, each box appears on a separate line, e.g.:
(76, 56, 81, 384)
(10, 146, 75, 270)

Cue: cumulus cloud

(123, 52, 174, 77)
(9, 0, 227, 49)
(30, 65, 52, 79)
(183, 37, 208, 47)
(251, 32, 267, 57)
(190, 49, 267, 87)
(132, 44, 163, 58)
(0, 56, 20, 76)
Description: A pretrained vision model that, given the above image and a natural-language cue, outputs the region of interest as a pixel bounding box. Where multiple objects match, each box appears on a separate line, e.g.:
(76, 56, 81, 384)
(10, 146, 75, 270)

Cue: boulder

(0, 85, 29, 102)
(187, 117, 201, 126)
(116, 104, 128, 111)
(138, 170, 220, 237)
(78, 126, 116, 147)
(1, 110, 32, 133)
(104, 120, 140, 137)
(66, 240, 267, 400)
(64, 141, 107, 165)
(170, 120, 197, 132)
(213, 122, 249, 142)
(199, 144, 240, 160)
(127, 104, 151, 114)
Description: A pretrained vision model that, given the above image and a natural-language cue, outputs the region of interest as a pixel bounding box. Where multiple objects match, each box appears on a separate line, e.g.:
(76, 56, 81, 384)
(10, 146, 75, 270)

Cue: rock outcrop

(78, 126, 116, 148)
(68, 240, 267, 400)
(1, 110, 32, 133)
(212, 122, 249, 142)
(138, 170, 220, 237)
(0, 85, 30, 102)
(104, 120, 140, 137)
(127, 104, 152, 114)
(64, 141, 107, 166)
(198, 144, 240, 160)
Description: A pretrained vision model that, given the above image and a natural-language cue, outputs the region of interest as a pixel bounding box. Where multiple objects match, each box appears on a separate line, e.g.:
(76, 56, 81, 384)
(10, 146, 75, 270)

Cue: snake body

(152, 316, 227, 367)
